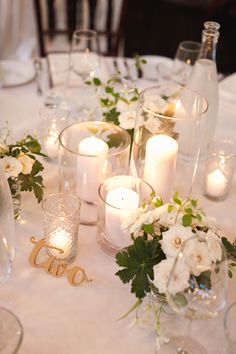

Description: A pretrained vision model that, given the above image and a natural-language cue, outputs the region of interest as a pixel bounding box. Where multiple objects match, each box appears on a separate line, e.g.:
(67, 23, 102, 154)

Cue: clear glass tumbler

(42, 193, 81, 263)
(203, 140, 236, 201)
(0, 307, 23, 354)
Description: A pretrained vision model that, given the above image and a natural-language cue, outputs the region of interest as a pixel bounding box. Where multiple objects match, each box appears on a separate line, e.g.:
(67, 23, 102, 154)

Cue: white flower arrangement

(115, 192, 236, 349)
(0, 129, 45, 206)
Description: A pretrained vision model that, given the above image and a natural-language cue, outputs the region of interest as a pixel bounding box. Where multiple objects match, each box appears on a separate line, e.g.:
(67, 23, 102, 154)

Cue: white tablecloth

(0, 57, 236, 354)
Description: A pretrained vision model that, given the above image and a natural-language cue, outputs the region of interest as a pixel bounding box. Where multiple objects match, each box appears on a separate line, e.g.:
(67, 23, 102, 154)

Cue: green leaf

(105, 86, 113, 94)
(152, 197, 163, 208)
(31, 160, 44, 176)
(196, 213, 202, 222)
(167, 204, 174, 213)
(191, 199, 197, 208)
(143, 224, 154, 234)
(173, 192, 181, 205)
(115, 236, 165, 299)
(185, 208, 192, 214)
(93, 77, 101, 86)
(222, 237, 236, 261)
(141, 58, 147, 64)
(103, 108, 120, 126)
(182, 214, 192, 226)
(228, 270, 233, 279)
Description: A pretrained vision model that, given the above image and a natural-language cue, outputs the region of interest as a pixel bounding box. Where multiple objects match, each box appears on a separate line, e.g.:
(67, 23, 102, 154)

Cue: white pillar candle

(105, 187, 139, 248)
(77, 136, 109, 203)
(44, 134, 58, 159)
(48, 229, 72, 259)
(144, 134, 178, 201)
(206, 169, 227, 198)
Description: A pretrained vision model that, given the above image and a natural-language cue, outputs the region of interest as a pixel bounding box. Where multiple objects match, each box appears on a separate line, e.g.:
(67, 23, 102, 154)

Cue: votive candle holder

(203, 140, 236, 201)
(42, 193, 80, 263)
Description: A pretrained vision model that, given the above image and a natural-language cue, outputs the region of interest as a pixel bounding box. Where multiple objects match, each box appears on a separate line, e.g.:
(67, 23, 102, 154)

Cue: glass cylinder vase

(130, 84, 208, 201)
(97, 175, 154, 256)
(58, 121, 131, 225)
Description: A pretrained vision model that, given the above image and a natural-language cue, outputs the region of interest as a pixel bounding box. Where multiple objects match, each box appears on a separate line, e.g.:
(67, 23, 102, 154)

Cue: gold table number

(29, 237, 92, 286)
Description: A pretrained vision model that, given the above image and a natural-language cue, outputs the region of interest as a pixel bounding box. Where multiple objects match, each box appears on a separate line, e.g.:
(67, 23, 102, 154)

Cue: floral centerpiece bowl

(130, 84, 208, 201)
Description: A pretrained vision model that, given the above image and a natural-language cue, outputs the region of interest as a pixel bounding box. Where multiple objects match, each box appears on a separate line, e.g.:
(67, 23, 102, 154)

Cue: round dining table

(0, 55, 236, 354)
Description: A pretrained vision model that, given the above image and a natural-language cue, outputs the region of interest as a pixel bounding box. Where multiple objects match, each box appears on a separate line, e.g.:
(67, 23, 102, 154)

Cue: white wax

(206, 169, 227, 198)
(44, 135, 58, 159)
(48, 229, 72, 259)
(77, 136, 109, 203)
(105, 187, 139, 248)
(144, 134, 178, 201)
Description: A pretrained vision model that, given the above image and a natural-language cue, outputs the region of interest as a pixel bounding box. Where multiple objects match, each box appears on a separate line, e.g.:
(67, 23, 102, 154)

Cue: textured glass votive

(224, 302, 236, 354)
(131, 84, 208, 202)
(97, 175, 154, 256)
(42, 193, 80, 263)
(58, 121, 131, 225)
(40, 107, 69, 160)
(203, 140, 236, 201)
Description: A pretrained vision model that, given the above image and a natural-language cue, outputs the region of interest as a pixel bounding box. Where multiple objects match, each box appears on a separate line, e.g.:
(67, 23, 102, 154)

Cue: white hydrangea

(153, 257, 190, 295)
(185, 240, 212, 276)
(161, 225, 194, 257)
(17, 154, 34, 175)
(144, 95, 168, 114)
(206, 230, 222, 263)
(118, 110, 136, 130)
(1, 156, 23, 179)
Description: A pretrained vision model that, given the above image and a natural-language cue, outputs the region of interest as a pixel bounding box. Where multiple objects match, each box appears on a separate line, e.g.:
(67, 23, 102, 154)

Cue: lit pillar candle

(105, 187, 139, 248)
(77, 136, 109, 203)
(144, 134, 178, 201)
(48, 229, 72, 260)
(206, 169, 227, 198)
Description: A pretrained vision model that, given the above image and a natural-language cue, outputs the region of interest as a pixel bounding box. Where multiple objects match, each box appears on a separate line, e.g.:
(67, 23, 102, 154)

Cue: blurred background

(0, 0, 236, 74)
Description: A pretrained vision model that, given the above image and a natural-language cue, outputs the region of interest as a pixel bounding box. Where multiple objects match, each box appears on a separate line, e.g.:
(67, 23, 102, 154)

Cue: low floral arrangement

(0, 129, 45, 214)
(115, 192, 236, 349)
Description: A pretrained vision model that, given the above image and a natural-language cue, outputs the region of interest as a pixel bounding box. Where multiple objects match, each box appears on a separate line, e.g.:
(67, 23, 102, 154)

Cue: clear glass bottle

(186, 21, 220, 158)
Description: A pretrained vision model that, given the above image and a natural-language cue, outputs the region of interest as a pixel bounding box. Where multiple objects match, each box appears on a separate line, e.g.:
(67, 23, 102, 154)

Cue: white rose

(118, 110, 136, 130)
(17, 154, 35, 174)
(185, 240, 212, 276)
(161, 225, 194, 257)
(153, 258, 190, 295)
(1, 156, 23, 179)
(145, 95, 168, 114)
(144, 116, 161, 133)
(206, 230, 222, 263)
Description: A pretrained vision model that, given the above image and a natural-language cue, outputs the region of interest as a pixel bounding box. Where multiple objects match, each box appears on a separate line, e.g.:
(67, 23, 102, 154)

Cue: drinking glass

(224, 302, 236, 354)
(34, 53, 70, 107)
(165, 236, 227, 354)
(0, 166, 23, 353)
(171, 41, 202, 86)
(70, 29, 100, 82)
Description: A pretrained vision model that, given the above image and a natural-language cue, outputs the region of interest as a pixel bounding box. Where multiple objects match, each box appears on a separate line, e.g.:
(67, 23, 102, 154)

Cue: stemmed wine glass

(0, 165, 23, 353)
(70, 29, 100, 82)
(164, 236, 227, 354)
(171, 41, 202, 86)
